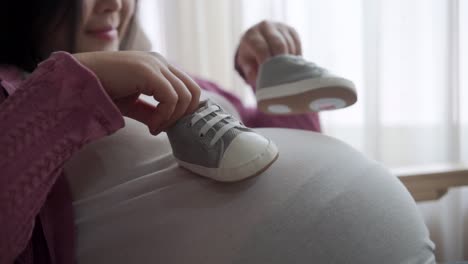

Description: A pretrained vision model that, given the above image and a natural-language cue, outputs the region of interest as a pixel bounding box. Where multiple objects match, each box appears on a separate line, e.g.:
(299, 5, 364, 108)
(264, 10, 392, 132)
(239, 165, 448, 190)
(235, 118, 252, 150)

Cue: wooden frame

(394, 164, 468, 202)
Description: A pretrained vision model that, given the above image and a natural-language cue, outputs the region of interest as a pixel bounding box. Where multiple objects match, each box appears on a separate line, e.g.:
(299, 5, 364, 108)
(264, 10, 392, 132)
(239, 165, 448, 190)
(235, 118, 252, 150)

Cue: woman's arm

(210, 20, 320, 132)
(0, 52, 124, 263)
(190, 20, 321, 132)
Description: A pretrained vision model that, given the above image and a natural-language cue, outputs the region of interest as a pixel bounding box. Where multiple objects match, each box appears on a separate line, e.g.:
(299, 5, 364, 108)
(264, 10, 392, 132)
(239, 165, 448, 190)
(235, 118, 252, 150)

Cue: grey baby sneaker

(167, 100, 279, 182)
(256, 55, 357, 115)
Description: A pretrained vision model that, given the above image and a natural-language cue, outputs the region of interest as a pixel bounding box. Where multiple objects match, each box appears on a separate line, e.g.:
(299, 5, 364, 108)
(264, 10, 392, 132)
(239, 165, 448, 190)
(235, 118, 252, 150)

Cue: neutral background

(139, 0, 468, 261)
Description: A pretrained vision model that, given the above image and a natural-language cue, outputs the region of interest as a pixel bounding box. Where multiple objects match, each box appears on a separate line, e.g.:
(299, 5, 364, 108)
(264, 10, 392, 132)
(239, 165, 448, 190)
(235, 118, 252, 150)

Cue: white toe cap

(219, 132, 270, 169)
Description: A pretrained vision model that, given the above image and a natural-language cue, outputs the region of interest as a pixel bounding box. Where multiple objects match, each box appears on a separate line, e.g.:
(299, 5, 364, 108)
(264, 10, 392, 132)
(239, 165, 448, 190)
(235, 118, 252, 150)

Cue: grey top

(66, 117, 435, 264)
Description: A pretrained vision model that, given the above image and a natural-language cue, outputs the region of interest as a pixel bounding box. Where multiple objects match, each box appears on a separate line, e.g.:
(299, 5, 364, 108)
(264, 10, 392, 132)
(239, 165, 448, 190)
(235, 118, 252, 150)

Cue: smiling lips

(86, 26, 118, 41)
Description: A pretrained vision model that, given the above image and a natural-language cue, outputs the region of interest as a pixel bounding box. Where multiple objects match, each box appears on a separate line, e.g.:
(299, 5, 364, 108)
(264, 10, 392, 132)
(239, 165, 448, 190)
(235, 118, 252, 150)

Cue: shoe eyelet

(199, 133, 204, 138)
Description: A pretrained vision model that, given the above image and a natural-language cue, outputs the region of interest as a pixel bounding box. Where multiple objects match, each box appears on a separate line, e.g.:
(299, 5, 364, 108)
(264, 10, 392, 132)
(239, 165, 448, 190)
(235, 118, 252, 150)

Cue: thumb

(241, 63, 258, 88)
(114, 95, 166, 133)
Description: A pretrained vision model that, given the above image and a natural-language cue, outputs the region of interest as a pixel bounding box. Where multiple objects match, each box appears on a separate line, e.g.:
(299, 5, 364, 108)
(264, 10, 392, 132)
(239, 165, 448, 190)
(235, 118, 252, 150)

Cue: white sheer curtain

(139, 0, 468, 261)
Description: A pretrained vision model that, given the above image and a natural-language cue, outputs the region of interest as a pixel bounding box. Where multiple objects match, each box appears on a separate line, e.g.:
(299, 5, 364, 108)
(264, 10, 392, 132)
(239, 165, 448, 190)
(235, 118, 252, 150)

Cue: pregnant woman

(0, 0, 435, 263)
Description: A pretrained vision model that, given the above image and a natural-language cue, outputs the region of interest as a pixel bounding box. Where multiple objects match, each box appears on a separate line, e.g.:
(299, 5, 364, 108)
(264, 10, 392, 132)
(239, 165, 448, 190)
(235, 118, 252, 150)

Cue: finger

(147, 51, 169, 65)
(119, 98, 156, 125)
(259, 21, 288, 55)
(160, 67, 192, 128)
(150, 102, 177, 134)
(278, 26, 296, 55)
(139, 70, 178, 133)
(114, 96, 167, 135)
(237, 53, 259, 87)
(288, 27, 303, 55)
(237, 43, 259, 78)
(243, 29, 271, 65)
(169, 65, 201, 114)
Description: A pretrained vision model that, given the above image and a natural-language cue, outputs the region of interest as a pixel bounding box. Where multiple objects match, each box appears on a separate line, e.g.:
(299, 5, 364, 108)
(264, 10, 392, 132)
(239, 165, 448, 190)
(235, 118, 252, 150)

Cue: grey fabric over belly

(65, 117, 435, 264)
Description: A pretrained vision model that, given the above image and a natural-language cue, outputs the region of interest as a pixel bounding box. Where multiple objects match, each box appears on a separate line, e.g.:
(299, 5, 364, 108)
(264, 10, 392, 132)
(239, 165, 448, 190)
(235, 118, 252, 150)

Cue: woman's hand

(74, 51, 201, 135)
(236, 21, 302, 87)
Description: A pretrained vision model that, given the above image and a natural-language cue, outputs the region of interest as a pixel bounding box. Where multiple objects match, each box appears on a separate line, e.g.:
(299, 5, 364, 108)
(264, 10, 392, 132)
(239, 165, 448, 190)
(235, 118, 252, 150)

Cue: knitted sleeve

(0, 52, 125, 263)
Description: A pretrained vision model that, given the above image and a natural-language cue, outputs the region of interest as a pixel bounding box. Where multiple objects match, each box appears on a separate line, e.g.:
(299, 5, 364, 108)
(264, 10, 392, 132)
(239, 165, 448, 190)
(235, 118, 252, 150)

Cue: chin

(76, 41, 120, 52)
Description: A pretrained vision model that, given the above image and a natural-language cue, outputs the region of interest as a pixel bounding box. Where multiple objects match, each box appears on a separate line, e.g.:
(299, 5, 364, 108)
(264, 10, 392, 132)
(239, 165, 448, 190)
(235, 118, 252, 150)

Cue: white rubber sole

(175, 139, 279, 182)
(256, 77, 357, 115)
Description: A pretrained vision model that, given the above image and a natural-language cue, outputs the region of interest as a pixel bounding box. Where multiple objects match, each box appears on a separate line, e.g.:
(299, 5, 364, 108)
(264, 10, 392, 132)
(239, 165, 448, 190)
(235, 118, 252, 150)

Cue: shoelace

(189, 104, 242, 146)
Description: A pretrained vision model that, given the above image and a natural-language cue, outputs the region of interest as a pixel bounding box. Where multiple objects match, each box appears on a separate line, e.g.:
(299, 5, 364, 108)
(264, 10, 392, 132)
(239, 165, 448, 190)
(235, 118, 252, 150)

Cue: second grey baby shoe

(167, 100, 279, 182)
(256, 55, 357, 115)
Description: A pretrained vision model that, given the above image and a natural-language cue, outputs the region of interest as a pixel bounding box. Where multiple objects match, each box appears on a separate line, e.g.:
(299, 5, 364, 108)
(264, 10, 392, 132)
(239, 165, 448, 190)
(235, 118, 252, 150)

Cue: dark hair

(0, 0, 80, 72)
